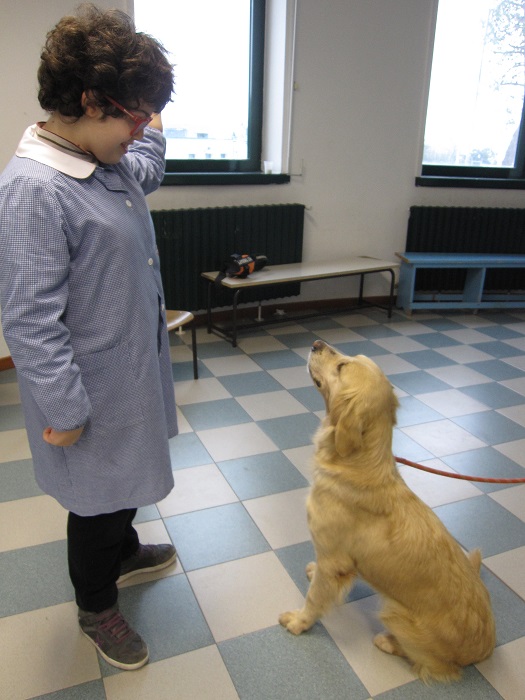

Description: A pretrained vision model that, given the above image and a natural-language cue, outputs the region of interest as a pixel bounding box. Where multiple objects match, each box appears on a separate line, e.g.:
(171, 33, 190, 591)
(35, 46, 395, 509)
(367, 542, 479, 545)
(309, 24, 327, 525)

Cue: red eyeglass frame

(104, 95, 153, 136)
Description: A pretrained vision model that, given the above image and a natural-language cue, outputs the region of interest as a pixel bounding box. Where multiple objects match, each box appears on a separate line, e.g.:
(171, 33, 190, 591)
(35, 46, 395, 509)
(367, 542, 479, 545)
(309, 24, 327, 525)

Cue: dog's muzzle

(311, 339, 326, 353)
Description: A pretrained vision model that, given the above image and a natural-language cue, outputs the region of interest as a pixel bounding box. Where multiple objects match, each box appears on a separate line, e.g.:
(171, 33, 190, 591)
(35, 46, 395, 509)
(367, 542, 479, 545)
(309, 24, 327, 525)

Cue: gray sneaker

(79, 605, 149, 670)
(118, 543, 177, 583)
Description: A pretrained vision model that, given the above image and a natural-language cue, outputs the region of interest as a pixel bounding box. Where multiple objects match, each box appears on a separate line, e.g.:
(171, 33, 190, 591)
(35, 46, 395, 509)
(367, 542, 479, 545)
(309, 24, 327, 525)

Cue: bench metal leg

(190, 324, 199, 379)
(206, 281, 213, 334)
(387, 267, 395, 317)
(231, 289, 241, 347)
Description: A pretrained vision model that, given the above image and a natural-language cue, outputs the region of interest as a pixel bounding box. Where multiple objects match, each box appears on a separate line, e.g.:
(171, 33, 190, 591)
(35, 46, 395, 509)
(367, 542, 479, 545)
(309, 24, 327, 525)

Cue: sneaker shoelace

(97, 611, 135, 644)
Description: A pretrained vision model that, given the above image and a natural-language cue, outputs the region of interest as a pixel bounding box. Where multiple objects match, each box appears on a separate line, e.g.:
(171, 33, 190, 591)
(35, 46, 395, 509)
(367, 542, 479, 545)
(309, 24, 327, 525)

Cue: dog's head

(308, 340, 398, 458)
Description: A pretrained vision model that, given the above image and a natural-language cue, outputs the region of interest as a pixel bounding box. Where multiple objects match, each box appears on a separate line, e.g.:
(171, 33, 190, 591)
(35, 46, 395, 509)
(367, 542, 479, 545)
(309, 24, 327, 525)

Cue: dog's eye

(314, 378, 321, 387)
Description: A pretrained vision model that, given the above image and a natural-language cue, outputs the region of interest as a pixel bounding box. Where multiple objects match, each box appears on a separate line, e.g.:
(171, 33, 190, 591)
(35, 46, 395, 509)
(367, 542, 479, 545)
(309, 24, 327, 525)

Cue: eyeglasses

(104, 95, 153, 137)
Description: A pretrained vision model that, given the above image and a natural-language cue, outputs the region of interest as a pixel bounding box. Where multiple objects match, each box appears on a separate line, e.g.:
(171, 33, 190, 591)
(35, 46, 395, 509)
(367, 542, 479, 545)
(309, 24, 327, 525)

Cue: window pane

(423, 0, 525, 168)
(134, 0, 251, 161)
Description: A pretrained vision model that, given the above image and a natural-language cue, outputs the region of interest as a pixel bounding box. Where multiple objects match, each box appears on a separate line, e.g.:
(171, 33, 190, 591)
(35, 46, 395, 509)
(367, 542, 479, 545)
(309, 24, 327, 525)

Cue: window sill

(416, 176, 525, 190)
(161, 172, 291, 186)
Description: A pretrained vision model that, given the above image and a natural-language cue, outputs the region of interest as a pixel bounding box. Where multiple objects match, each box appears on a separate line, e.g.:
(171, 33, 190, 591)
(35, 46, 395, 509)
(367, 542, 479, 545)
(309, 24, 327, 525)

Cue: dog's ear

(333, 394, 363, 458)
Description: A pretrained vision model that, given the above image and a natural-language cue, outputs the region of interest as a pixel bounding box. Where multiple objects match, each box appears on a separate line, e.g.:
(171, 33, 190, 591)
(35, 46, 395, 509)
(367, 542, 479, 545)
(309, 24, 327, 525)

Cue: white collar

(15, 123, 97, 179)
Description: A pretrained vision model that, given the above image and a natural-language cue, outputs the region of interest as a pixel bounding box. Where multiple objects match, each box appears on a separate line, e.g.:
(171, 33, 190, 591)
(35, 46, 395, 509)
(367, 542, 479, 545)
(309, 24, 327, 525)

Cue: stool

(165, 310, 198, 379)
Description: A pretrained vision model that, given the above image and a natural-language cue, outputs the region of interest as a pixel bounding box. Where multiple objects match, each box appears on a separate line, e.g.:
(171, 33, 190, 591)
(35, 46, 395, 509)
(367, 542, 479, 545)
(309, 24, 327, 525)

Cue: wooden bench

(202, 256, 398, 346)
(396, 252, 525, 314)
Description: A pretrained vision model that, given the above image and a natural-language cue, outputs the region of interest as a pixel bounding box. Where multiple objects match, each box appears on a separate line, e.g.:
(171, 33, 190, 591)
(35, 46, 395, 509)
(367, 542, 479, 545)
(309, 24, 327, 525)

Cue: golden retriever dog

(279, 340, 495, 683)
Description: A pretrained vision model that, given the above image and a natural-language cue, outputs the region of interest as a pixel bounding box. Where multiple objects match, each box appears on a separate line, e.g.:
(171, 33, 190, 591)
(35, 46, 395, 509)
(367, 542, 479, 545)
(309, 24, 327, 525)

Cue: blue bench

(396, 252, 525, 313)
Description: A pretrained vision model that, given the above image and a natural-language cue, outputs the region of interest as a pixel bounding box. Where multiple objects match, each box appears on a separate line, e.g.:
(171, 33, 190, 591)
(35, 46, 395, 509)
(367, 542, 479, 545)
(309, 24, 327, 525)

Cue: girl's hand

(42, 426, 84, 446)
(149, 113, 163, 132)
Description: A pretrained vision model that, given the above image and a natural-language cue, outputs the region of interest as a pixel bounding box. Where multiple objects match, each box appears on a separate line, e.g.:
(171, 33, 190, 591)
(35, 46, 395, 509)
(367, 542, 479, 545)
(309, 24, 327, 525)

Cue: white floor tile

(495, 439, 525, 468)
(388, 321, 438, 335)
(243, 487, 310, 549)
(497, 404, 525, 428)
(435, 345, 493, 363)
(442, 329, 494, 344)
(502, 355, 525, 371)
(197, 422, 278, 462)
(484, 545, 525, 599)
(503, 336, 525, 352)
(400, 420, 486, 457)
(500, 376, 525, 397)
(267, 366, 312, 389)
(187, 551, 304, 642)
(315, 328, 367, 344)
(0, 428, 31, 463)
(267, 323, 311, 336)
(336, 313, 379, 328)
(323, 595, 416, 696)
(104, 645, 239, 700)
(372, 354, 419, 375)
(0, 495, 67, 552)
(236, 390, 309, 421)
(416, 389, 489, 417)
(175, 378, 232, 405)
(398, 459, 483, 507)
(372, 337, 427, 354)
(476, 637, 525, 700)
(157, 463, 238, 517)
(447, 315, 496, 329)
(426, 365, 493, 388)
(0, 602, 100, 700)
(237, 335, 287, 353)
(169, 344, 195, 364)
(175, 406, 193, 433)
(0, 381, 20, 405)
(202, 355, 262, 377)
(283, 445, 315, 482)
(489, 483, 525, 522)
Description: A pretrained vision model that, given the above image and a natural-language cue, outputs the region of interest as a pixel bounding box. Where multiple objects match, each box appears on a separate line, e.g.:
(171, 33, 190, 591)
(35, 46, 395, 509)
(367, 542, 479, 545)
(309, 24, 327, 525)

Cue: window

(133, 0, 292, 184)
(419, 0, 525, 188)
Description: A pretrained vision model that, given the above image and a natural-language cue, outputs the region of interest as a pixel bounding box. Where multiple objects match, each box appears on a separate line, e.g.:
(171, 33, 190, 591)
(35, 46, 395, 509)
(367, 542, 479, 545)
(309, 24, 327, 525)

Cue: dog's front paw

(279, 610, 312, 635)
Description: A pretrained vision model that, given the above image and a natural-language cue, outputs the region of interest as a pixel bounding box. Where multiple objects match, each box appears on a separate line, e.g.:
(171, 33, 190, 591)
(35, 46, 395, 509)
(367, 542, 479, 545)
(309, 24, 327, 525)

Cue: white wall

(2, 0, 525, 331)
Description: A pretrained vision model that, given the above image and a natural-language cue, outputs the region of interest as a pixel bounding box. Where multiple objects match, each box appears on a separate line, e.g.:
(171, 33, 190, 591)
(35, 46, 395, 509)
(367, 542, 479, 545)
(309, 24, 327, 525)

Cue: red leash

(395, 456, 525, 484)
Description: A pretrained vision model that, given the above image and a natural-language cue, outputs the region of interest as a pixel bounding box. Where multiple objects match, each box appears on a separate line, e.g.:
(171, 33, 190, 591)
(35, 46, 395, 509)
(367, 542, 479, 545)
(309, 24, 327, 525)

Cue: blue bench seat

(396, 252, 525, 313)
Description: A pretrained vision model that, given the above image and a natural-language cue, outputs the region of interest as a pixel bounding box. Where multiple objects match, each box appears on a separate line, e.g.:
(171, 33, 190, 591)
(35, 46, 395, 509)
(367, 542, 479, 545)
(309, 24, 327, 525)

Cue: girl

(0, 4, 177, 670)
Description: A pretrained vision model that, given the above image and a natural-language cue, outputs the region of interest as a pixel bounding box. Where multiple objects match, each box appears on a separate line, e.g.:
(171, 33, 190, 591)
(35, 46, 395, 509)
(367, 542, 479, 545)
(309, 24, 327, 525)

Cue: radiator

(406, 206, 525, 293)
(152, 204, 305, 311)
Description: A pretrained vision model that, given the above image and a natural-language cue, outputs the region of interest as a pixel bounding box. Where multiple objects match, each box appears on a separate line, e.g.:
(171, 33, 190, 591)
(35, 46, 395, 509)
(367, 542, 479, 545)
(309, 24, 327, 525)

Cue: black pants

(67, 508, 139, 612)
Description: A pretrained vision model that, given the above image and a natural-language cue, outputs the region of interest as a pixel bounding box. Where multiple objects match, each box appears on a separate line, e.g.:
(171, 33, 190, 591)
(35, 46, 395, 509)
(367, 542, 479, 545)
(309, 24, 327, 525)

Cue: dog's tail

(468, 548, 482, 574)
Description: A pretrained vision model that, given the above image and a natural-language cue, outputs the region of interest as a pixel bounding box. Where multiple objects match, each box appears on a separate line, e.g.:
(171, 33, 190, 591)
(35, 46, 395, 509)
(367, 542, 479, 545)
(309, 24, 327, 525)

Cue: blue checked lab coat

(0, 124, 177, 515)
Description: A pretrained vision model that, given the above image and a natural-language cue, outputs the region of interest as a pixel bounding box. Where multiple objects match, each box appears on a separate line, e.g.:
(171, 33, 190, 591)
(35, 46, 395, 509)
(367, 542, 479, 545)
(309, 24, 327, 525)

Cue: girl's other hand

(42, 426, 84, 446)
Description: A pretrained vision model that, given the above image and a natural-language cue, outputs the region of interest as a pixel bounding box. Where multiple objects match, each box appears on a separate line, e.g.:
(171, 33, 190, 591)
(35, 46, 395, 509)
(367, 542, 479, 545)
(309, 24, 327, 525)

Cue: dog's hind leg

(379, 605, 462, 683)
(279, 562, 356, 635)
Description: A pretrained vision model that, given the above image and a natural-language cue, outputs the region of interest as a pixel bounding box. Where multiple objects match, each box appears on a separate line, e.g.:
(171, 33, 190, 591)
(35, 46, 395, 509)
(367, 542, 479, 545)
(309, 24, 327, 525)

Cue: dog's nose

(311, 340, 325, 352)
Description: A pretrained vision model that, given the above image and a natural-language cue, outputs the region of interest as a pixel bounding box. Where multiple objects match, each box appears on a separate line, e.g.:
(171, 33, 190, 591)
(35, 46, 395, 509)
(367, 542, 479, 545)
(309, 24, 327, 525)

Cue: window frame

(417, 0, 525, 190)
(132, 0, 290, 185)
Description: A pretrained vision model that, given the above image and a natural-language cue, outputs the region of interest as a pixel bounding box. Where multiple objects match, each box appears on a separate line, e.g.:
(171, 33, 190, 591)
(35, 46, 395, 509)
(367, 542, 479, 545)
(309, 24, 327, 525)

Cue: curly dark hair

(37, 3, 174, 118)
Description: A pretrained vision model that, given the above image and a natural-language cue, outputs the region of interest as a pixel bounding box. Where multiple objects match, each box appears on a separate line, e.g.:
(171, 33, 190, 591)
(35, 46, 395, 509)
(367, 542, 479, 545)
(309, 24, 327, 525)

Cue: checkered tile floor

(1, 308, 525, 699)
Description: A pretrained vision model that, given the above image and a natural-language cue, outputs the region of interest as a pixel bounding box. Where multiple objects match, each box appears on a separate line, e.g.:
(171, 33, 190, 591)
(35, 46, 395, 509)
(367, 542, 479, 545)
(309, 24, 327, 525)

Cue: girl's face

(81, 99, 155, 165)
